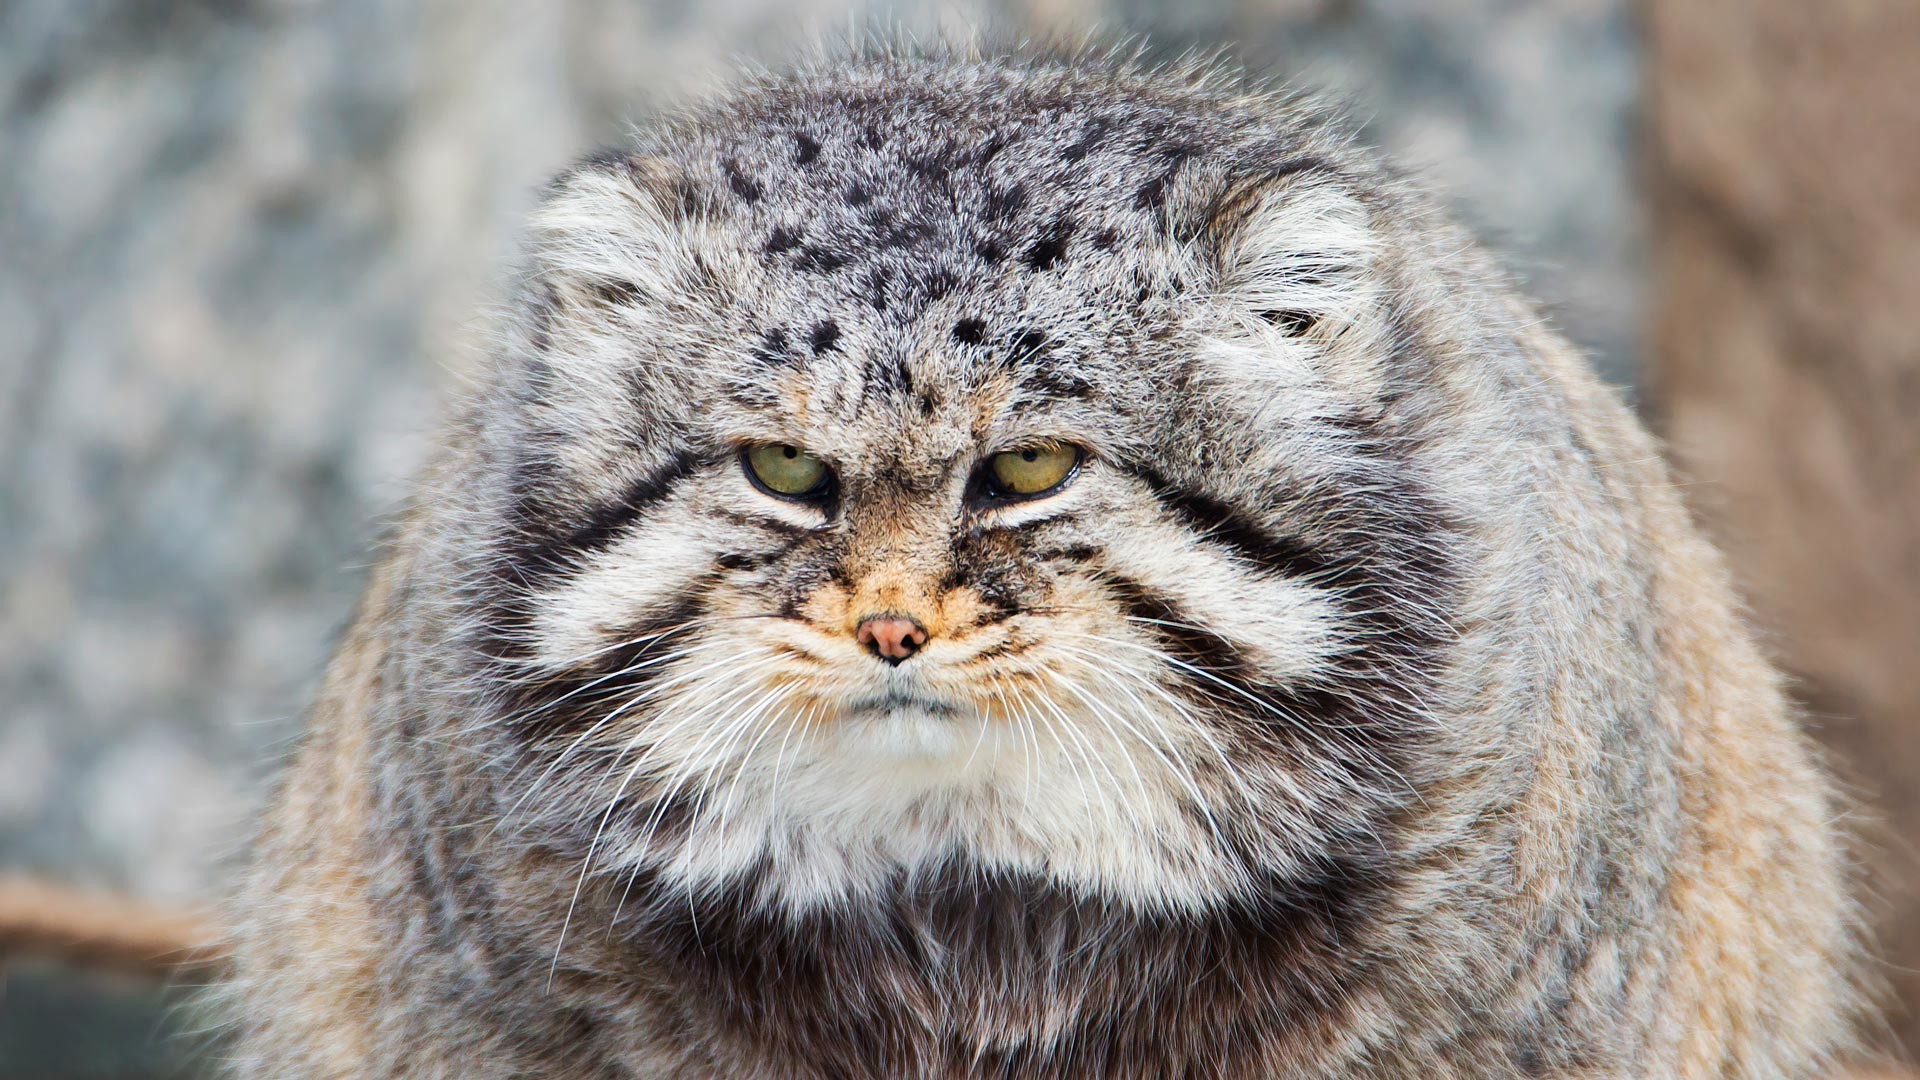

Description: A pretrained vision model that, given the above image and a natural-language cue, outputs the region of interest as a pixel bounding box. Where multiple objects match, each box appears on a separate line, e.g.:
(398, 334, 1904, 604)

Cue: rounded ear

(526, 153, 695, 319)
(1210, 167, 1379, 337)
(1196, 164, 1391, 404)
(500, 154, 707, 449)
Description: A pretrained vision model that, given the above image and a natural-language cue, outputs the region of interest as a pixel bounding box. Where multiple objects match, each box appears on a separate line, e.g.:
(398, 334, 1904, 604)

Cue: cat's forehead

(661, 76, 1226, 448)
(684, 81, 1227, 301)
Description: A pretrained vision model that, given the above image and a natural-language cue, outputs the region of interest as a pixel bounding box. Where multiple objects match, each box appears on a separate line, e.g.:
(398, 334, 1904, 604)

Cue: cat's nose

(856, 614, 928, 665)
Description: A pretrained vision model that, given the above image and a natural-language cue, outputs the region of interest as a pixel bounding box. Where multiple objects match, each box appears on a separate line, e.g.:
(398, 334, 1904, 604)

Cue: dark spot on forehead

(1009, 328, 1049, 359)
(1133, 141, 1199, 212)
(722, 158, 761, 203)
(752, 328, 793, 367)
(809, 320, 841, 354)
(868, 352, 913, 397)
(985, 183, 1027, 221)
(906, 151, 950, 183)
(881, 222, 935, 249)
(863, 267, 890, 312)
(795, 246, 847, 274)
(845, 183, 873, 206)
(1061, 117, 1110, 162)
(920, 269, 959, 303)
(951, 318, 986, 345)
(974, 239, 1004, 263)
(1022, 217, 1073, 272)
(1135, 174, 1174, 212)
(794, 133, 820, 165)
(973, 131, 1009, 168)
(766, 226, 802, 254)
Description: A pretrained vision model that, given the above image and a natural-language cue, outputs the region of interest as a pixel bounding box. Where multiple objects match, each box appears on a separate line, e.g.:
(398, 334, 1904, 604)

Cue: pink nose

(856, 615, 928, 664)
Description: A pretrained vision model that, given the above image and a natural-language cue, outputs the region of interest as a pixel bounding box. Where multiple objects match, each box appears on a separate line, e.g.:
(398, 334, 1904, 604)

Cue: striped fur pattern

(228, 48, 1858, 1079)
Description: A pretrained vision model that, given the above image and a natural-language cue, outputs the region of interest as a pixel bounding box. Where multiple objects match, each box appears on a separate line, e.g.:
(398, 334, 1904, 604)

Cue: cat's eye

(743, 444, 831, 499)
(985, 445, 1081, 499)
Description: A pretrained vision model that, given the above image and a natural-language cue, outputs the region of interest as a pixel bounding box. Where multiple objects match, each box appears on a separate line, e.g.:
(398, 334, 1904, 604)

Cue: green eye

(987, 445, 1081, 498)
(744, 444, 831, 498)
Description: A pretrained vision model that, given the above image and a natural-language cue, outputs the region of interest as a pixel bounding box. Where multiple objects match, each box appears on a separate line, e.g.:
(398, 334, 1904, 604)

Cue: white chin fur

(591, 676, 1252, 914)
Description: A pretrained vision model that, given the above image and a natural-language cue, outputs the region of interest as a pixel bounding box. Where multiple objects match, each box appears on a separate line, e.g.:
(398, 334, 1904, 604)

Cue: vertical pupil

(1022, 449, 1038, 462)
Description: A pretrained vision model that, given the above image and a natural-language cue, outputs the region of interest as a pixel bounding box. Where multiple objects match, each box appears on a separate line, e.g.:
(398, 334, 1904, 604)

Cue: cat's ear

(1195, 163, 1391, 402)
(526, 152, 697, 322)
(1208, 165, 1380, 340)
(501, 153, 708, 445)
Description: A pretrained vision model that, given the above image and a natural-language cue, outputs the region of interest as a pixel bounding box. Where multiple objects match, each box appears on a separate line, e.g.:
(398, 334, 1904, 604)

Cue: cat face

(473, 79, 1452, 914)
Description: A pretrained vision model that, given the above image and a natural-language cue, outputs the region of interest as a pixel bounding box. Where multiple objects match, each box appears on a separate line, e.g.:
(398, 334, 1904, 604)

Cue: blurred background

(0, 0, 1912, 1076)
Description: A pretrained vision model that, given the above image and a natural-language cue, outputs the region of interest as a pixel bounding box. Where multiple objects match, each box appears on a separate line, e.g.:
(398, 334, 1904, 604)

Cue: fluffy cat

(229, 48, 1857, 1079)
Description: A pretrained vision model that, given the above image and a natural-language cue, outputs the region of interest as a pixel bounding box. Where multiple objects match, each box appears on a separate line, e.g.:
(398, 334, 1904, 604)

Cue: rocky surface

(0, 0, 1637, 1071)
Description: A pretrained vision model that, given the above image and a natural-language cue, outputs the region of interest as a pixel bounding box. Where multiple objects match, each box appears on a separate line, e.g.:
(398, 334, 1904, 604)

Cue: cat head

(462, 57, 1456, 914)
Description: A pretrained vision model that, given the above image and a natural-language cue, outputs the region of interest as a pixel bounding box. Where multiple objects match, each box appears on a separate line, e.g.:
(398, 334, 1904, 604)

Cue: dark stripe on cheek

(1039, 543, 1100, 563)
(481, 452, 705, 678)
(503, 451, 700, 584)
(499, 583, 714, 745)
(1132, 467, 1341, 581)
(1092, 570, 1258, 684)
(1095, 459, 1458, 797)
(714, 509, 812, 538)
(714, 531, 809, 572)
(563, 452, 700, 553)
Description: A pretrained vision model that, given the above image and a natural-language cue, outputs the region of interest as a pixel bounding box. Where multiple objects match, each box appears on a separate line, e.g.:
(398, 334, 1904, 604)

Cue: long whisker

(618, 664, 793, 861)
(491, 643, 714, 838)
(764, 697, 818, 828)
(1047, 662, 1225, 844)
(1032, 665, 1156, 816)
(554, 651, 787, 896)
(961, 678, 999, 776)
(698, 685, 792, 839)
(1021, 674, 1104, 812)
(1060, 628, 1411, 799)
(1046, 637, 1254, 803)
(496, 643, 770, 838)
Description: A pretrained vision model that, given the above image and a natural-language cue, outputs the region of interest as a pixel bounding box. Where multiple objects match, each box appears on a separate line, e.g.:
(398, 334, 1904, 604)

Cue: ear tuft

(1210, 170, 1380, 338)
(1197, 167, 1390, 406)
(528, 154, 691, 316)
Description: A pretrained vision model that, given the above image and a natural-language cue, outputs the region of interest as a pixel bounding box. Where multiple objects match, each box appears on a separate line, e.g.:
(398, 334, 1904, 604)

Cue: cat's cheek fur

(521, 503, 724, 667)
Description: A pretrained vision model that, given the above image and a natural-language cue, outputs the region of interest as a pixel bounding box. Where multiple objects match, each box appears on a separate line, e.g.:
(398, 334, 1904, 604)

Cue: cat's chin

(828, 697, 990, 771)
(605, 695, 1256, 914)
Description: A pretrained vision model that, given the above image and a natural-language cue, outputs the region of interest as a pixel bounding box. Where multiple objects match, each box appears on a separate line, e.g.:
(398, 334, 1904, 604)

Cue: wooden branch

(0, 876, 230, 978)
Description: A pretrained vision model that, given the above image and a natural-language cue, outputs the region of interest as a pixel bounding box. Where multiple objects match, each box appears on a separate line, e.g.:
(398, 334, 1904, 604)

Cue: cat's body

(230, 51, 1856, 1078)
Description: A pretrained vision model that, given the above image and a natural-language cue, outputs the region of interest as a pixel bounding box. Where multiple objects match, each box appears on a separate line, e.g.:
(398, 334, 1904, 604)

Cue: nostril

(856, 615, 928, 664)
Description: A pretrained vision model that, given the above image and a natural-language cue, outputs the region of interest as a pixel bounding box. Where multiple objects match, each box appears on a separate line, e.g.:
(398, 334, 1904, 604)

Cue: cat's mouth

(828, 685, 985, 763)
(841, 688, 963, 719)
